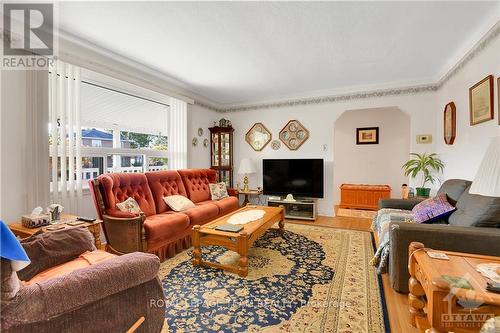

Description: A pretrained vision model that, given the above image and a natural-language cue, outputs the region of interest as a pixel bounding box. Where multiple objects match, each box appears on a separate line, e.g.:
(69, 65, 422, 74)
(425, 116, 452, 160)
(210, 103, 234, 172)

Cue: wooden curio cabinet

(209, 126, 234, 187)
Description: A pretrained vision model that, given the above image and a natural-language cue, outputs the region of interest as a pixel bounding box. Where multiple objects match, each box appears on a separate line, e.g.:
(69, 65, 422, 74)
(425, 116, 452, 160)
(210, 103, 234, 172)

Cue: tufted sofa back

(98, 173, 157, 216)
(178, 169, 217, 203)
(146, 170, 188, 214)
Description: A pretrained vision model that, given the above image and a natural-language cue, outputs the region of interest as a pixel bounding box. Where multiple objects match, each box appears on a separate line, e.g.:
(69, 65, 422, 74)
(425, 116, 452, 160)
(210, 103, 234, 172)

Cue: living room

(1, 1, 500, 333)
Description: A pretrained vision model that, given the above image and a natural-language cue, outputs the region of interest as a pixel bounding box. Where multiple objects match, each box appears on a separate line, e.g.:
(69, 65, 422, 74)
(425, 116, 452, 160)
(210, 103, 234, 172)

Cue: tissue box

(22, 214, 51, 228)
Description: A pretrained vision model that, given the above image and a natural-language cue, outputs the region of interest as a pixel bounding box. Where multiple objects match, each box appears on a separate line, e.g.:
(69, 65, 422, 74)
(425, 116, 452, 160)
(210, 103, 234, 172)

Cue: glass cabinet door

(219, 170, 231, 188)
(212, 133, 219, 166)
(220, 133, 231, 167)
(209, 126, 233, 187)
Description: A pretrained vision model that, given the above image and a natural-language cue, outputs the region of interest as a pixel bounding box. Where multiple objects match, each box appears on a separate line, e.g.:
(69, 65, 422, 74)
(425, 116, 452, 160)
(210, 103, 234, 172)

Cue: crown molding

(197, 19, 500, 113)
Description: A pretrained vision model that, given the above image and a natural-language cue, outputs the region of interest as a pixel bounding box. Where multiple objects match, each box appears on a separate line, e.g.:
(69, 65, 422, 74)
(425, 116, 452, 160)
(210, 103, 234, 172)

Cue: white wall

(333, 107, 410, 204)
(187, 104, 220, 169)
(1, 71, 29, 223)
(435, 34, 500, 181)
(220, 92, 436, 217)
(1, 70, 49, 223)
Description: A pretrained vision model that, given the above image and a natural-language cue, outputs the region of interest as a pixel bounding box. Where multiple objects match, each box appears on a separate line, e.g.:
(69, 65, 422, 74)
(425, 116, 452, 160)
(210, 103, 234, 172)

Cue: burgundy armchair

(0, 227, 165, 333)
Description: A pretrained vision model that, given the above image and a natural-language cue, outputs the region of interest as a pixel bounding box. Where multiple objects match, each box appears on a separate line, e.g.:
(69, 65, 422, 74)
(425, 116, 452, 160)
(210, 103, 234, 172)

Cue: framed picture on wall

(469, 75, 494, 125)
(443, 101, 456, 145)
(356, 127, 379, 145)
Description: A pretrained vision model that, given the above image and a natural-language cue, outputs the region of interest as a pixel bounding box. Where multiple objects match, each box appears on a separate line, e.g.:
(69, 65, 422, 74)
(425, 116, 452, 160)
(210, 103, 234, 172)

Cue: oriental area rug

(159, 224, 389, 333)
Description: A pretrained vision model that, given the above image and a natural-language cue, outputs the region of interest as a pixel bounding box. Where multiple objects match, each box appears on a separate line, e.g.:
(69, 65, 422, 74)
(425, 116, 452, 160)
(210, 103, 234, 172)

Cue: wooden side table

(9, 214, 103, 249)
(408, 242, 500, 333)
(238, 189, 263, 206)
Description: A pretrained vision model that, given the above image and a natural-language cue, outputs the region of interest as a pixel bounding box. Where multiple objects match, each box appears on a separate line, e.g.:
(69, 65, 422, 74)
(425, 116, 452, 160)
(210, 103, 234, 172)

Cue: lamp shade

(469, 137, 500, 197)
(238, 158, 256, 175)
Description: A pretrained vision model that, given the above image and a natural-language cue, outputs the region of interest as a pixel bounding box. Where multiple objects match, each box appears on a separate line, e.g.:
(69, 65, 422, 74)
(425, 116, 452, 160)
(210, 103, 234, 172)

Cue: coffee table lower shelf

(191, 206, 285, 277)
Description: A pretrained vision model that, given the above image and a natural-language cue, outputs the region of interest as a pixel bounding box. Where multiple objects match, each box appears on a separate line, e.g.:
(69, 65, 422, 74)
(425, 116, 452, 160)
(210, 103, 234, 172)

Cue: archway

(332, 107, 411, 209)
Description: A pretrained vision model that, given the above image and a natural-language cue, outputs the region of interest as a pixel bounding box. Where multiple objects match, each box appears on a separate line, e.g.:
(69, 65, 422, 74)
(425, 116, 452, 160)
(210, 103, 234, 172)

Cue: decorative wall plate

(271, 140, 281, 150)
(246, 123, 272, 151)
(198, 128, 203, 136)
(279, 120, 309, 150)
(203, 138, 209, 147)
(192, 137, 198, 146)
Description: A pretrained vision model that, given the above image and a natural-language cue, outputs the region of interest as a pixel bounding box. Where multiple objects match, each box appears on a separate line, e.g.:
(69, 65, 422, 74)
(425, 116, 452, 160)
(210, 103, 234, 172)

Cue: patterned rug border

(369, 232, 391, 333)
(286, 220, 373, 233)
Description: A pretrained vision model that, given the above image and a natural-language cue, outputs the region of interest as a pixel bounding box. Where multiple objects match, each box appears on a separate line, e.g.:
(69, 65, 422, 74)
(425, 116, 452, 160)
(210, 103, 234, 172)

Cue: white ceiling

(58, 1, 500, 106)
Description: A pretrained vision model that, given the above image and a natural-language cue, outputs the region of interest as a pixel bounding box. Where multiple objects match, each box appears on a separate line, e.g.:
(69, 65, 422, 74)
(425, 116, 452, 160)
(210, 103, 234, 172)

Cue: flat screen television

(262, 159, 324, 198)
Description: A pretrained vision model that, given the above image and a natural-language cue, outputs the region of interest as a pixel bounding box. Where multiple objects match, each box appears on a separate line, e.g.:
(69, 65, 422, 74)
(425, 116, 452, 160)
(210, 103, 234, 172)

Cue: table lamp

(470, 136, 500, 197)
(238, 158, 256, 192)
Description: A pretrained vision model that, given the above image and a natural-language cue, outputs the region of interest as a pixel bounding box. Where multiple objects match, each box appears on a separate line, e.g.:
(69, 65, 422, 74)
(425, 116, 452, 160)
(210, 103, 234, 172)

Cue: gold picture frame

(469, 75, 494, 125)
(245, 123, 271, 151)
(356, 127, 379, 145)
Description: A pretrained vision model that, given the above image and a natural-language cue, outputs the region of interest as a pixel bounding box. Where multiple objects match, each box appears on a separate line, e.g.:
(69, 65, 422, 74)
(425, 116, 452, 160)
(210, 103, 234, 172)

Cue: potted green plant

(402, 153, 444, 198)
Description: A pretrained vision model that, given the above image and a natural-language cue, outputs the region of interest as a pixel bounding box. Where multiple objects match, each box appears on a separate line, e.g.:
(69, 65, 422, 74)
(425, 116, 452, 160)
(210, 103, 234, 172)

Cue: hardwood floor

(287, 215, 419, 333)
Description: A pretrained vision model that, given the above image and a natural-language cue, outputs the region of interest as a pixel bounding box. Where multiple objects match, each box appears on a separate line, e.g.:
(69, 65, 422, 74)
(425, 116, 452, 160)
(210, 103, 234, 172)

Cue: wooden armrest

(102, 213, 147, 254)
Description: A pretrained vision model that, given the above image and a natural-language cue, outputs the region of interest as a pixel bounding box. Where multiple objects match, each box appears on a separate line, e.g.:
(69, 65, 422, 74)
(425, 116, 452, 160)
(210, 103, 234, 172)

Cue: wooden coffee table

(408, 242, 500, 333)
(192, 205, 285, 277)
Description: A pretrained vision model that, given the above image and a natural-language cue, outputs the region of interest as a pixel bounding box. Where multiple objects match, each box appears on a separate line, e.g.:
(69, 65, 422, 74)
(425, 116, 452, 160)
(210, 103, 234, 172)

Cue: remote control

(77, 216, 96, 222)
(487, 281, 500, 293)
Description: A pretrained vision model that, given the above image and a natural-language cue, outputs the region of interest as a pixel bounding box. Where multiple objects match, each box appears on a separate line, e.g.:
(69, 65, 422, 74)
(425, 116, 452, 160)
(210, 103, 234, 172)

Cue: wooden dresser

(339, 184, 391, 211)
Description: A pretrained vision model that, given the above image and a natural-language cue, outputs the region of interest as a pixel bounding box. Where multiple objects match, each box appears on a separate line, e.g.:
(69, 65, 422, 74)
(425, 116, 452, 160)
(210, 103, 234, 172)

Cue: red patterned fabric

(144, 212, 190, 245)
(147, 231, 192, 261)
(183, 204, 219, 225)
(197, 197, 239, 215)
(98, 173, 157, 217)
(105, 209, 137, 219)
(213, 196, 239, 215)
(178, 169, 217, 203)
(145, 171, 188, 214)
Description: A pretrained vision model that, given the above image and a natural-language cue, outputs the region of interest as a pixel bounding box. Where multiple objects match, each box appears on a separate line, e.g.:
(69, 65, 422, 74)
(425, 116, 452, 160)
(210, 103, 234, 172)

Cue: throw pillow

(163, 195, 195, 212)
(412, 193, 455, 224)
(209, 182, 229, 201)
(116, 197, 142, 214)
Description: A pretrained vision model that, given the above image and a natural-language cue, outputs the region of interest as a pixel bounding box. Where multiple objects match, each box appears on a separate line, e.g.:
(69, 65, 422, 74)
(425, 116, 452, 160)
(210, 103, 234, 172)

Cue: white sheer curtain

(169, 97, 187, 169)
(49, 60, 82, 213)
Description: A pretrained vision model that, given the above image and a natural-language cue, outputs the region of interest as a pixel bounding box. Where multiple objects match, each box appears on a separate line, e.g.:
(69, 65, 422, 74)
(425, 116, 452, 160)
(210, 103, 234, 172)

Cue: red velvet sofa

(89, 169, 239, 261)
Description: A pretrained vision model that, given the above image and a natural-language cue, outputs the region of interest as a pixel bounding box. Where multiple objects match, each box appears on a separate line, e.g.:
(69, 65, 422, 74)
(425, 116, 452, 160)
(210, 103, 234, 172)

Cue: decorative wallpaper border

(196, 20, 500, 113)
(217, 84, 438, 113)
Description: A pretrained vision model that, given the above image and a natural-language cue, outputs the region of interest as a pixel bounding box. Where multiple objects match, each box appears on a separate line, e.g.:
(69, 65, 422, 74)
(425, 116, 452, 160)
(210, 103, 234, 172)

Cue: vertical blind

(49, 60, 82, 213)
(169, 97, 187, 169)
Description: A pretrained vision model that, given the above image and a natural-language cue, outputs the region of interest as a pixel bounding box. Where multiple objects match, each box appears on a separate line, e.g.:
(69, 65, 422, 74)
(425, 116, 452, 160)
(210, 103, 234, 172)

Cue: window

(49, 74, 170, 189)
(91, 140, 102, 147)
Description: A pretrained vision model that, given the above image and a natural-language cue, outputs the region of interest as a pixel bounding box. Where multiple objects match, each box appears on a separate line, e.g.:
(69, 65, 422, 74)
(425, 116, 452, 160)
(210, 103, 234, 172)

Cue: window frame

(49, 69, 171, 191)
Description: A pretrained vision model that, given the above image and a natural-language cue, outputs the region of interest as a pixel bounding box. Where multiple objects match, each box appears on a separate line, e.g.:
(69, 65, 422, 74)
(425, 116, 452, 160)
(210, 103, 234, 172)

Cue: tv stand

(267, 197, 317, 221)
